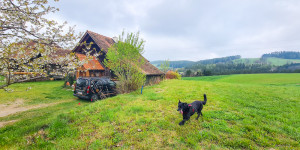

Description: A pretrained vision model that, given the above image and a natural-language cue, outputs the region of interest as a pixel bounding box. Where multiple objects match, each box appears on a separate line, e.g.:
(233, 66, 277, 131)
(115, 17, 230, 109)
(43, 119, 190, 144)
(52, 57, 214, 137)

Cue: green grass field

(0, 74, 299, 149)
(0, 81, 76, 105)
(183, 73, 300, 86)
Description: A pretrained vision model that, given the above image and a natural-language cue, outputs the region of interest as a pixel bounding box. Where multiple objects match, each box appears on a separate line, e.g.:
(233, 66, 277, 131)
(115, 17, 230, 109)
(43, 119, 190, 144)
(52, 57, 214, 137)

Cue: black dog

(177, 94, 207, 125)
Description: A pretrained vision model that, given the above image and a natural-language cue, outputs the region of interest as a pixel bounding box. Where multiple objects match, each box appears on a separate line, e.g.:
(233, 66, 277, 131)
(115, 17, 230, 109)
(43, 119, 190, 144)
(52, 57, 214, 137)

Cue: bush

(166, 71, 181, 79)
(64, 73, 76, 87)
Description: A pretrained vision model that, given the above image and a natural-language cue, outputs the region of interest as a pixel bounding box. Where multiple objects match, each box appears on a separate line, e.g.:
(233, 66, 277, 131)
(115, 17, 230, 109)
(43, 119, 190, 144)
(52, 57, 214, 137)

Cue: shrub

(64, 73, 76, 87)
(166, 71, 181, 79)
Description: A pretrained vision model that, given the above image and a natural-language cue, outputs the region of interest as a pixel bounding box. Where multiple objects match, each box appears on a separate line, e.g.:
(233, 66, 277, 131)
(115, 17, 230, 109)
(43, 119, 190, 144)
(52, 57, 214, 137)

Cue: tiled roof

(141, 57, 164, 75)
(87, 30, 115, 53)
(76, 53, 105, 70)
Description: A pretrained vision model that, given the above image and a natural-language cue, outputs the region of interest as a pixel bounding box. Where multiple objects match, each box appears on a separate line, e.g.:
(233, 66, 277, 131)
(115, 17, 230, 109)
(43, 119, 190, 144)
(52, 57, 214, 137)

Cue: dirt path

(0, 99, 71, 118)
(0, 99, 72, 128)
(0, 120, 18, 128)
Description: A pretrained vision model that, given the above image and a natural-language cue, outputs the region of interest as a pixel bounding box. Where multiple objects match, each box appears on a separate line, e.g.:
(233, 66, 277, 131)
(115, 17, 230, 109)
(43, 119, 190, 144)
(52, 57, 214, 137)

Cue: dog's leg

(179, 118, 190, 125)
(179, 115, 190, 125)
(196, 112, 200, 120)
(179, 120, 185, 125)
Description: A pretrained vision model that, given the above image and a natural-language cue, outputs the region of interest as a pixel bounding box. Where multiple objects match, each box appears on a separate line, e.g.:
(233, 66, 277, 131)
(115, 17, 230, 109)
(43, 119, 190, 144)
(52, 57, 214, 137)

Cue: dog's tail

(202, 94, 207, 105)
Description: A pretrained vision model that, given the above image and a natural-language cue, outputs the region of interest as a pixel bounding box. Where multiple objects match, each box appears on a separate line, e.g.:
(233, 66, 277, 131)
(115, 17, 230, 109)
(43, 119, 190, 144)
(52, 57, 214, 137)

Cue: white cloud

(48, 0, 300, 61)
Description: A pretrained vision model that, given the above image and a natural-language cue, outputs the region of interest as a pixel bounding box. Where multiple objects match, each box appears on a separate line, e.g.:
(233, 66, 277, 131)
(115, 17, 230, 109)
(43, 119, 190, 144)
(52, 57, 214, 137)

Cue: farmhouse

(73, 30, 164, 84)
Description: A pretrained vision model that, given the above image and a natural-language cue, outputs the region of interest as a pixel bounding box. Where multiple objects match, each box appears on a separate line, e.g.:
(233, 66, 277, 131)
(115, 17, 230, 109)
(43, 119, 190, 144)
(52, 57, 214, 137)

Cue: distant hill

(151, 55, 242, 68)
(150, 60, 195, 69)
(232, 57, 300, 66)
(151, 55, 300, 70)
(232, 58, 261, 64)
(150, 51, 300, 75)
(194, 55, 241, 65)
(262, 57, 300, 66)
(261, 51, 300, 59)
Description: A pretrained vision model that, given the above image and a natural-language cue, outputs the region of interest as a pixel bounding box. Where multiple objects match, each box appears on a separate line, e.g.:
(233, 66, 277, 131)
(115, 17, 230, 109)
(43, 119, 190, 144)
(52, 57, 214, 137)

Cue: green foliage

(203, 69, 212, 76)
(104, 31, 146, 93)
(160, 59, 170, 73)
(185, 69, 192, 77)
(0, 73, 300, 149)
(64, 73, 76, 87)
(0, 76, 4, 86)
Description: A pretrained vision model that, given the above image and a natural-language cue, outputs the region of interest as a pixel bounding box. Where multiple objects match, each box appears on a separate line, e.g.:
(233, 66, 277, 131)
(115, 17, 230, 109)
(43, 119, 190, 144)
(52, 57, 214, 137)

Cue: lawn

(0, 81, 75, 105)
(0, 74, 299, 149)
(183, 73, 300, 85)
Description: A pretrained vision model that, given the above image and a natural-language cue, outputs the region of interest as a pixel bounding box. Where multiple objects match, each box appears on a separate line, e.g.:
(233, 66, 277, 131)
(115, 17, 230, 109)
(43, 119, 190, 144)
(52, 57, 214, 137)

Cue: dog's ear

(178, 99, 181, 103)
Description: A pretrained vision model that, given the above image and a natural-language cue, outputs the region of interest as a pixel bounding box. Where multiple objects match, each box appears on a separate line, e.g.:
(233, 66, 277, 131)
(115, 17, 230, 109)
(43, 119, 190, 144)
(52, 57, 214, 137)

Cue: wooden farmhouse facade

(73, 30, 164, 84)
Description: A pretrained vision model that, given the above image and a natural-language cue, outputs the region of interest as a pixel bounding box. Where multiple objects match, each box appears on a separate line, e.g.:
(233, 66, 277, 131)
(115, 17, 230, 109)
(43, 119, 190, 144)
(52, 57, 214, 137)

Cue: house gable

(73, 30, 164, 77)
(73, 30, 114, 55)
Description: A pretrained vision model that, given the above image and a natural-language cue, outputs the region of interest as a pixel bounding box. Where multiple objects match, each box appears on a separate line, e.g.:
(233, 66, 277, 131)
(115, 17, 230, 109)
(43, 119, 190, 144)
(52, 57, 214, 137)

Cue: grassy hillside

(1, 74, 300, 149)
(264, 57, 300, 66)
(232, 57, 300, 66)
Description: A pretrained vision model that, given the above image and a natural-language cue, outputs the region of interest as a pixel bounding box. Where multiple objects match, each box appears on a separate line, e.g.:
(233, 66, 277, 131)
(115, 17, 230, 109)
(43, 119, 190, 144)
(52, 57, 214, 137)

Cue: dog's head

(177, 100, 189, 114)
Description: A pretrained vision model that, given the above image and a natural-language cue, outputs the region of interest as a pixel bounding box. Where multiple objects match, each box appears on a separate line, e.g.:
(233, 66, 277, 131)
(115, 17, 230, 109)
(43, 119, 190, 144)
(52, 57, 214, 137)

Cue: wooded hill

(151, 51, 300, 76)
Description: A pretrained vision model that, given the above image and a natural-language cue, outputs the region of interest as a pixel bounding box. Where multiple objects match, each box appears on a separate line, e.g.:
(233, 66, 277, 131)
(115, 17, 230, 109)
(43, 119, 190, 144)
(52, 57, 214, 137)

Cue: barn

(73, 30, 164, 84)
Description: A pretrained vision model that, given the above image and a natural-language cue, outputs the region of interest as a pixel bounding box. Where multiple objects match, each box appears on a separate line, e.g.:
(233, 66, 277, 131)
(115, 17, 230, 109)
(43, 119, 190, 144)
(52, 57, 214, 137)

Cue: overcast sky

(49, 0, 300, 61)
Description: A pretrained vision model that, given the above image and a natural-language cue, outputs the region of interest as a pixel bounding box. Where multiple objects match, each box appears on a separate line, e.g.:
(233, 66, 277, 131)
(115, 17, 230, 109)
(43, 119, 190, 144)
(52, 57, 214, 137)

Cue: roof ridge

(87, 30, 113, 40)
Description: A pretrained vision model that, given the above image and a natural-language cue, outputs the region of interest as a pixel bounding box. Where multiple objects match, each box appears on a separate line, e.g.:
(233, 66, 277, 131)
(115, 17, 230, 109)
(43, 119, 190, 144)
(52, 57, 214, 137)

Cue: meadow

(0, 74, 299, 149)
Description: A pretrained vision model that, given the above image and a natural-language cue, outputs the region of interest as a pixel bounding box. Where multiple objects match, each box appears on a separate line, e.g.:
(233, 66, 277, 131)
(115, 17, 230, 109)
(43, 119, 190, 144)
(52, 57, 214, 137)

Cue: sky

(49, 0, 300, 61)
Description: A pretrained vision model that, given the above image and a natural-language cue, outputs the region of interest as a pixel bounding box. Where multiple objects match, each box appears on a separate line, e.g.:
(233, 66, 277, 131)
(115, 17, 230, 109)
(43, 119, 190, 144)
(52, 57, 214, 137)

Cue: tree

(160, 59, 170, 73)
(203, 69, 212, 76)
(104, 31, 146, 93)
(185, 69, 192, 77)
(0, 0, 80, 88)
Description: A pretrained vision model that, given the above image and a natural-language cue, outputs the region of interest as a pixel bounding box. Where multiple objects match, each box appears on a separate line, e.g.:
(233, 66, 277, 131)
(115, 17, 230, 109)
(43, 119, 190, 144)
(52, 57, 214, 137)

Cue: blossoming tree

(0, 0, 82, 88)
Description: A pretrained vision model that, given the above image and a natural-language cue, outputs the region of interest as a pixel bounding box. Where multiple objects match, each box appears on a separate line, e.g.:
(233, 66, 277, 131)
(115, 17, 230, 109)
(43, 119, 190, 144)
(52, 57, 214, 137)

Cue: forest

(261, 51, 300, 59)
